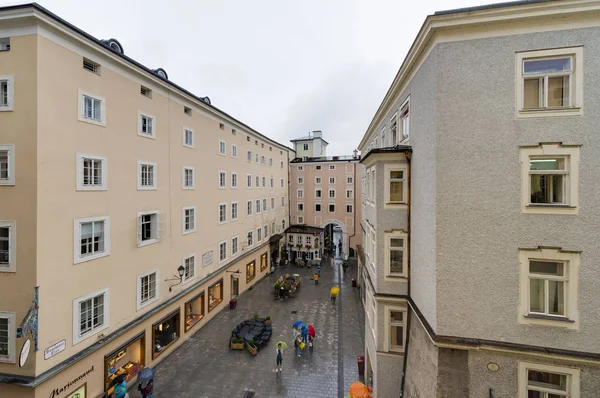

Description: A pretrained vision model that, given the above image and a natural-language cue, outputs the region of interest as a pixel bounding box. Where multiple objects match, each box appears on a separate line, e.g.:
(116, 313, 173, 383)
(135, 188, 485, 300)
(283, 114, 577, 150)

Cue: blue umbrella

(137, 367, 154, 382)
(292, 320, 304, 328)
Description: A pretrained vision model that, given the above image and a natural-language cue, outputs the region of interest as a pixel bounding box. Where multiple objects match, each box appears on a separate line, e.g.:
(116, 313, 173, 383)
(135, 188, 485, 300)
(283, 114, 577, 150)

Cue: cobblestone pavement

(153, 256, 364, 398)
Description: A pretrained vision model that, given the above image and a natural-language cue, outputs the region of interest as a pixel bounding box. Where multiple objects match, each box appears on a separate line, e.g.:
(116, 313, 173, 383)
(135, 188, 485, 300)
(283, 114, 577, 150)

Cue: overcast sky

(4, 0, 497, 154)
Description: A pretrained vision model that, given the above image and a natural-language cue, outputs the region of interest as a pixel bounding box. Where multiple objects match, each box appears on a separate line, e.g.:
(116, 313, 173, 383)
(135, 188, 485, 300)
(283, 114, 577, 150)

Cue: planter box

(264, 319, 272, 325)
(247, 344, 257, 356)
(231, 342, 244, 350)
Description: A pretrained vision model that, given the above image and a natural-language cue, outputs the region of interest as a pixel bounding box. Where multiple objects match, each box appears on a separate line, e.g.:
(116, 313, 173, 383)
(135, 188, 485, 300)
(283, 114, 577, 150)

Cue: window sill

(524, 314, 575, 323)
(0, 106, 14, 112)
(182, 229, 196, 235)
(517, 107, 582, 119)
(385, 274, 408, 280)
(0, 180, 15, 186)
(77, 185, 107, 191)
(137, 186, 157, 191)
(137, 297, 159, 311)
(74, 324, 109, 345)
(182, 276, 196, 286)
(137, 132, 156, 140)
(183, 144, 194, 149)
(74, 251, 110, 264)
(79, 117, 106, 127)
(0, 266, 16, 273)
(182, 187, 195, 190)
(138, 238, 159, 248)
(527, 204, 576, 208)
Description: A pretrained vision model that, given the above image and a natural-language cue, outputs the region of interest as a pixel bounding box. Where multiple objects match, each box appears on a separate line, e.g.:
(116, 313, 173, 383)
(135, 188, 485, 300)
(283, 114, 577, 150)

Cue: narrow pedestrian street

(153, 256, 364, 398)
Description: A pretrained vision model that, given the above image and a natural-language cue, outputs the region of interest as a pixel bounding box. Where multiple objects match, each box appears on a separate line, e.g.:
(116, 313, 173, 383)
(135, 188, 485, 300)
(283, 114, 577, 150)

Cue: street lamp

(166, 265, 186, 292)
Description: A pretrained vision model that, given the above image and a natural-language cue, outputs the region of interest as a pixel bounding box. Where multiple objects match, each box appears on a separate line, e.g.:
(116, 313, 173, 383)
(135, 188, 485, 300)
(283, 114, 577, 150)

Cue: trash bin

(229, 298, 237, 310)
(352, 279, 357, 287)
(357, 355, 365, 375)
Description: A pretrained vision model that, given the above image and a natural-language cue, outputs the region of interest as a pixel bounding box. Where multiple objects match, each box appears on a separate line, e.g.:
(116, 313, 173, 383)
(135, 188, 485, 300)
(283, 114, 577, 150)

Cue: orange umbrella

(349, 382, 369, 398)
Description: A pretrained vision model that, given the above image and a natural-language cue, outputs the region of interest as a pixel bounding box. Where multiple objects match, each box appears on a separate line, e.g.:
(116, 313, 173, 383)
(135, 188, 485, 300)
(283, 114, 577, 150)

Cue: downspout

(400, 150, 411, 397)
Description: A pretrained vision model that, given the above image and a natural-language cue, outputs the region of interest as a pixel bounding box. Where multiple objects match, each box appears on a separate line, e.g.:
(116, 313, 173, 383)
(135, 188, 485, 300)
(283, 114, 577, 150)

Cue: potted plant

(265, 316, 271, 325)
(247, 339, 257, 356)
(253, 314, 259, 320)
(230, 337, 244, 350)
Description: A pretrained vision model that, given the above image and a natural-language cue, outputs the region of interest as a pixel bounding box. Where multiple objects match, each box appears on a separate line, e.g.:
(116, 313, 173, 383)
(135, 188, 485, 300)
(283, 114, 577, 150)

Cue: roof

(284, 225, 324, 234)
(291, 155, 360, 163)
(434, 0, 554, 15)
(290, 136, 330, 145)
(0, 2, 293, 152)
(360, 145, 412, 164)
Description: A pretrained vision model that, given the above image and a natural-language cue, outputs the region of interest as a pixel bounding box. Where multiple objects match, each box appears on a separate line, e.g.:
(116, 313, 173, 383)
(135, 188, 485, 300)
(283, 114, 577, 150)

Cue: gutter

(400, 151, 411, 397)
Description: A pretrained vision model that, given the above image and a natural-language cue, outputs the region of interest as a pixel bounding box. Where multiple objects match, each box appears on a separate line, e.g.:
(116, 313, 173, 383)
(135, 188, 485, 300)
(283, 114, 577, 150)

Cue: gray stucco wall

(434, 27, 600, 352)
(404, 309, 438, 398)
(375, 353, 403, 398)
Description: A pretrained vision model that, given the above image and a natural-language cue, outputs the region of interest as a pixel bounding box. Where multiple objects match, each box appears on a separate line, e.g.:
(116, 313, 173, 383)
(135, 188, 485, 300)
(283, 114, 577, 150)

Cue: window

(386, 232, 407, 277)
(183, 254, 196, 281)
(281, 161, 284, 169)
(231, 172, 238, 188)
(281, 178, 284, 187)
(137, 270, 159, 310)
(232, 145, 237, 158)
(79, 91, 105, 125)
(271, 198, 275, 210)
(184, 106, 192, 116)
(208, 279, 223, 311)
(329, 177, 336, 184)
(183, 167, 194, 189)
(255, 140, 258, 146)
(219, 123, 225, 130)
(0, 221, 15, 272)
(137, 161, 157, 190)
(74, 216, 110, 263)
(297, 203, 304, 212)
(138, 113, 155, 138)
(182, 206, 196, 234)
(183, 128, 194, 147)
(261, 156, 265, 165)
(347, 176, 353, 184)
(288, 235, 294, 244)
(73, 288, 109, 344)
(315, 165, 321, 170)
(256, 199, 261, 214)
(247, 136, 251, 142)
(76, 154, 106, 190)
(329, 165, 335, 170)
(263, 198, 267, 211)
(231, 201, 238, 221)
(346, 204, 353, 213)
(262, 176, 266, 187)
(256, 176, 260, 187)
(269, 158, 273, 166)
(219, 203, 227, 224)
(315, 203, 322, 212)
(231, 236, 239, 256)
(346, 189, 353, 199)
(329, 189, 336, 198)
(185, 292, 205, 332)
(264, 225, 268, 239)
(400, 98, 409, 141)
(140, 86, 152, 98)
(0, 311, 15, 363)
(298, 177, 304, 184)
(219, 140, 226, 155)
(518, 362, 580, 398)
(303, 144, 308, 151)
(306, 236, 312, 246)
(517, 47, 583, 117)
(270, 176, 274, 188)
(247, 174, 252, 188)
(390, 113, 398, 145)
(232, 129, 236, 135)
(297, 166, 304, 172)
(316, 189, 322, 198)
(83, 58, 100, 74)
(297, 189, 304, 198)
(315, 177, 322, 184)
(0, 76, 14, 111)
(255, 154, 259, 163)
(0, 37, 10, 51)
(281, 197, 285, 207)
(247, 200, 252, 216)
(137, 211, 159, 246)
(386, 165, 407, 204)
(257, 227, 262, 242)
(520, 143, 579, 215)
(219, 241, 227, 263)
(386, 309, 406, 352)
(518, 247, 579, 329)
(247, 151, 252, 161)
(247, 231, 253, 247)
(218, 171, 226, 189)
(0, 145, 14, 185)
(298, 216, 304, 224)
(328, 204, 335, 212)
(246, 260, 256, 283)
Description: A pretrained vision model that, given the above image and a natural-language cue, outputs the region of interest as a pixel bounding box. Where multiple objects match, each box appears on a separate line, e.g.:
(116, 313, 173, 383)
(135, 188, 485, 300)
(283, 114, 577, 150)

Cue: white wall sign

(19, 339, 31, 367)
(44, 339, 66, 360)
(202, 251, 213, 267)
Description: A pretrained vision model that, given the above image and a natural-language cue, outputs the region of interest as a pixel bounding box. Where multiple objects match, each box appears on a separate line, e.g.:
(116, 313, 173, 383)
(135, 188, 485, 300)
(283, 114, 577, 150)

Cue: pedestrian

(279, 286, 285, 300)
(137, 379, 153, 398)
(314, 272, 319, 285)
(317, 265, 321, 277)
(112, 376, 128, 398)
(275, 343, 283, 372)
(295, 335, 303, 357)
(308, 334, 314, 352)
(301, 324, 308, 344)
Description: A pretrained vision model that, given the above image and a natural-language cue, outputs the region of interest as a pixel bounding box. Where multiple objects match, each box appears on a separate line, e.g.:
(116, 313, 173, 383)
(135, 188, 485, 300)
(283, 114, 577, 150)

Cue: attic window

(0, 38, 9, 51)
(255, 140, 258, 146)
(83, 58, 100, 74)
(184, 106, 192, 116)
(232, 129, 236, 135)
(140, 86, 152, 98)
(219, 123, 225, 130)
(247, 136, 251, 142)
(261, 143, 264, 148)
(269, 147, 272, 152)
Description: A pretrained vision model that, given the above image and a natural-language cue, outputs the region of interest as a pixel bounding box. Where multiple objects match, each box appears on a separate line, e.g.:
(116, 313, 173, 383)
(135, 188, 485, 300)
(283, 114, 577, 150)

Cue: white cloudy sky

(4, 0, 496, 154)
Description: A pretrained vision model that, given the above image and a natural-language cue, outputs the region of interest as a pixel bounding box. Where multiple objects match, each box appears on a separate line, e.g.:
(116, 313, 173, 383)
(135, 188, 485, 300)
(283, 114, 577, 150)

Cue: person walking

(137, 379, 153, 398)
(295, 335, 303, 357)
(112, 376, 128, 398)
(275, 343, 284, 372)
(317, 265, 321, 277)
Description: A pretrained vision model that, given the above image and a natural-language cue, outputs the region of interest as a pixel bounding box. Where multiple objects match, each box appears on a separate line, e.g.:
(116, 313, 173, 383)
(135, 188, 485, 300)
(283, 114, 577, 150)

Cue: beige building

(287, 132, 361, 261)
(357, 1, 600, 397)
(0, 4, 291, 398)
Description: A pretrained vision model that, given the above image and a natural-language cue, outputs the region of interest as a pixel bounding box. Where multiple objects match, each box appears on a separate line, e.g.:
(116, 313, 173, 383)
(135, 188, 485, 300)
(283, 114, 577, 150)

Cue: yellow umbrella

(349, 382, 369, 398)
(330, 286, 340, 296)
(275, 341, 288, 349)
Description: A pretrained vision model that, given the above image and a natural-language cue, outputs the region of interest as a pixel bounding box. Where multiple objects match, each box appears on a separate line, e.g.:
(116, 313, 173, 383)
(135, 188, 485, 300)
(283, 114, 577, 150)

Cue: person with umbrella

(137, 367, 154, 398)
(300, 323, 309, 344)
(275, 342, 286, 373)
(307, 324, 316, 351)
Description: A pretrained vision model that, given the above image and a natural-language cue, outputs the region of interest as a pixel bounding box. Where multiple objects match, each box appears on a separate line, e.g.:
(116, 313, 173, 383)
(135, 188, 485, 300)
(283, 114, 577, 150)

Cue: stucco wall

(404, 309, 438, 398)
(434, 27, 600, 352)
(375, 353, 403, 398)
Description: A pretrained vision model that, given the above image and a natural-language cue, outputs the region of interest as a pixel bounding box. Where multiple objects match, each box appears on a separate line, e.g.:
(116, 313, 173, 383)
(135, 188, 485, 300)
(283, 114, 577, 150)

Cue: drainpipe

(400, 150, 411, 397)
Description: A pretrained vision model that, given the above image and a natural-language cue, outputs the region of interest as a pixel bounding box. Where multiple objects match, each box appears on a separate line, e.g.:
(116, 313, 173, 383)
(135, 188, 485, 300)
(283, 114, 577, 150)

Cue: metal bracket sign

(17, 286, 39, 351)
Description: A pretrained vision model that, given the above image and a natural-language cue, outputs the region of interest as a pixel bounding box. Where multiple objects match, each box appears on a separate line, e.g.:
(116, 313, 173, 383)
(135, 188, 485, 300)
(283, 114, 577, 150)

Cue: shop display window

(152, 310, 180, 359)
(246, 260, 256, 283)
(185, 292, 205, 332)
(260, 253, 268, 271)
(208, 279, 223, 312)
(105, 334, 145, 395)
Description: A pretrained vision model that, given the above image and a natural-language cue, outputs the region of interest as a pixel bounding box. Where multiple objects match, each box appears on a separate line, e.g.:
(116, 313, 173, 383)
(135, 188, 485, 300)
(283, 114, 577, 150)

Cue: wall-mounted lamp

(166, 265, 185, 292)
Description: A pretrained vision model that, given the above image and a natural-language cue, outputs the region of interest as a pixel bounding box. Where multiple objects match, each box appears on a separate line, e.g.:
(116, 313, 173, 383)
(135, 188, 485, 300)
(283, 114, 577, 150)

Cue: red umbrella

(308, 324, 315, 338)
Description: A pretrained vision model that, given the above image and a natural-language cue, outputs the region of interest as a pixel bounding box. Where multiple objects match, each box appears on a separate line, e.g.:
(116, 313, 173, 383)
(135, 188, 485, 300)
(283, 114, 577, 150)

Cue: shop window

(105, 333, 145, 395)
(152, 310, 180, 359)
(231, 274, 239, 298)
(185, 292, 205, 332)
(260, 253, 268, 272)
(247, 260, 256, 283)
(208, 279, 223, 312)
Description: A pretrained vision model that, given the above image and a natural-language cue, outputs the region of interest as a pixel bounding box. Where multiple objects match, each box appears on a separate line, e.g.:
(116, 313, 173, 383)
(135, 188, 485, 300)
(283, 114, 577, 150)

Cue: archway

(321, 219, 347, 259)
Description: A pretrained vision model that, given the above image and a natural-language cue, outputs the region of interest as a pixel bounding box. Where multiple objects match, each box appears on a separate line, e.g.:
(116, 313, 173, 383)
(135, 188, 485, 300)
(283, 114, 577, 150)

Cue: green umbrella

(275, 341, 288, 349)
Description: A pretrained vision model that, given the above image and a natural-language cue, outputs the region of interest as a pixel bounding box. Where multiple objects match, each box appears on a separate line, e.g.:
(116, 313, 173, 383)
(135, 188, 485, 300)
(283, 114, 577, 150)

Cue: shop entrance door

(231, 275, 239, 298)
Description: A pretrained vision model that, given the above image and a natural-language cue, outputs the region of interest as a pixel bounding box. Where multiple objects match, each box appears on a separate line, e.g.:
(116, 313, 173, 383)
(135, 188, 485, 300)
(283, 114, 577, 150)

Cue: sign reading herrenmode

(44, 339, 66, 360)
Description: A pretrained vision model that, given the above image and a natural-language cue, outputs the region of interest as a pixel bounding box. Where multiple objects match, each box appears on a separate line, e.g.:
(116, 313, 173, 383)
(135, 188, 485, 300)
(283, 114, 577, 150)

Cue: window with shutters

(137, 270, 159, 310)
(137, 161, 157, 190)
(182, 206, 196, 234)
(138, 113, 155, 138)
(0, 221, 15, 272)
(0, 311, 15, 363)
(74, 216, 110, 264)
(0, 145, 15, 185)
(0, 76, 14, 111)
(78, 90, 105, 125)
(183, 167, 194, 189)
(137, 211, 159, 247)
(73, 289, 109, 344)
(183, 254, 196, 282)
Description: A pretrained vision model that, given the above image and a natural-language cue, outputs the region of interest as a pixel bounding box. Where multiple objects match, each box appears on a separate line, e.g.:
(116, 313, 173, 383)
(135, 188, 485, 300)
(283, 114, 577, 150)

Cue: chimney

(312, 130, 322, 139)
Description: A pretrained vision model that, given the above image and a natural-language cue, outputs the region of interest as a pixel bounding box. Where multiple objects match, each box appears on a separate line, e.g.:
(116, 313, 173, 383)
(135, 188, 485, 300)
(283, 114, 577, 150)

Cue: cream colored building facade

(0, 4, 291, 398)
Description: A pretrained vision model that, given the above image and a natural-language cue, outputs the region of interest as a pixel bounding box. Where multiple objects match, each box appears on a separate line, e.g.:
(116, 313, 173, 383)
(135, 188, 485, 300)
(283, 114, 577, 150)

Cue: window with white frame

(297, 189, 304, 198)
(346, 204, 353, 213)
(247, 231, 253, 247)
(138, 113, 155, 138)
(219, 140, 226, 155)
(528, 260, 568, 317)
(329, 177, 335, 184)
(329, 189, 336, 198)
(386, 166, 407, 204)
(255, 154, 259, 163)
(280, 161, 284, 169)
(219, 203, 227, 224)
(137, 270, 158, 310)
(182, 206, 195, 234)
(73, 288, 109, 344)
(298, 216, 304, 224)
(520, 143, 579, 215)
(269, 158, 273, 166)
(231, 172, 238, 188)
(271, 197, 275, 210)
(0, 311, 15, 362)
(400, 98, 409, 141)
(137, 211, 159, 246)
(270, 176, 274, 188)
(256, 175, 260, 187)
(281, 197, 285, 207)
(0, 145, 15, 185)
(305, 236, 311, 246)
(262, 198, 267, 211)
(315, 177, 322, 184)
(315, 203, 322, 212)
(328, 204, 335, 212)
(256, 199, 261, 214)
(262, 176, 266, 187)
(219, 171, 226, 189)
(247, 200, 252, 216)
(219, 241, 227, 262)
(264, 225, 268, 239)
(247, 151, 252, 161)
(303, 144, 308, 151)
(347, 176, 353, 184)
(297, 166, 304, 172)
(231, 236, 238, 256)
(298, 177, 304, 184)
(247, 174, 252, 188)
(232, 145, 237, 158)
(79, 91, 105, 125)
(387, 309, 406, 352)
(76, 154, 107, 190)
(288, 235, 294, 244)
(329, 165, 335, 170)
(183, 128, 194, 147)
(385, 232, 407, 277)
(346, 189, 353, 199)
(316, 189, 322, 198)
(257, 227, 262, 242)
(0, 76, 14, 111)
(280, 178, 284, 187)
(231, 201, 238, 221)
(183, 254, 196, 281)
(0, 221, 15, 272)
(390, 113, 398, 145)
(74, 216, 110, 263)
(137, 161, 157, 190)
(261, 156, 265, 165)
(183, 167, 194, 189)
(518, 362, 580, 398)
(297, 203, 304, 212)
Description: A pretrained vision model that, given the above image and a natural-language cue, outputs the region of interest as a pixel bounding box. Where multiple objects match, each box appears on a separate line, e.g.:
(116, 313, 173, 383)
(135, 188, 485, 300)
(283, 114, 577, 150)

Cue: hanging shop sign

(44, 339, 66, 360)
